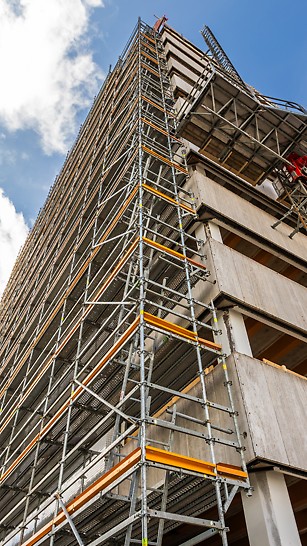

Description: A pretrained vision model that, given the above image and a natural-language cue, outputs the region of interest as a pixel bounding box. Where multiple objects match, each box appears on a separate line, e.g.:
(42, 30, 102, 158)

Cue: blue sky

(0, 0, 306, 292)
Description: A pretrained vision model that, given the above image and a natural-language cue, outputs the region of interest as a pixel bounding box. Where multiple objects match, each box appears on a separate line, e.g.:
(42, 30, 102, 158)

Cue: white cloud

(0, 148, 16, 166)
(0, 188, 29, 296)
(0, 0, 104, 154)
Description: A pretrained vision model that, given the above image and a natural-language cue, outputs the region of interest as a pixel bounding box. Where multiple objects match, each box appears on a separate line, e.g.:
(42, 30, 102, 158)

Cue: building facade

(0, 19, 306, 546)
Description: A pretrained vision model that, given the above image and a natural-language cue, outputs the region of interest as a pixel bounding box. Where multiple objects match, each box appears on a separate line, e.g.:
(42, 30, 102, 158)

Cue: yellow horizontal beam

(145, 446, 216, 476)
(142, 183, 195, 214)
(143, 311, 221, 351)
(216, 463, 248, 480)
(145, 447, 248, 480)
(140, 40, 157, 55)
(141, 117, 181, 143)
(141, 50, 159, 65)
(141, 32, 156, 44)
(142, 145, 188, 174)
(141, 62, 160, 78)
(141, 95, 176, 118)
(142, 237, 206, 271)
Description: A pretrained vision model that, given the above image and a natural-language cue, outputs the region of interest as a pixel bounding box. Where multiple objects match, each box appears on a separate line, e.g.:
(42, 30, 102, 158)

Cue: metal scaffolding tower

(0, 20, 249, 546)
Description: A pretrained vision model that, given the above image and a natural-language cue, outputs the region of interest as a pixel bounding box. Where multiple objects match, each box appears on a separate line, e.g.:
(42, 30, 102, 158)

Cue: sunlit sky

(0, 0, 306, 293)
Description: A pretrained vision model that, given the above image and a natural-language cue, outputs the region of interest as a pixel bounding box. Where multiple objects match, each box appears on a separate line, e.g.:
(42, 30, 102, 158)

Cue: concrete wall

(162, 27, 204, 66)
(233, 353, 307, 470)
(163, 41, 208, 76)
(197, 237, 307, 338)
(171, 73, 193, 95)
(189, 165, 307, 265)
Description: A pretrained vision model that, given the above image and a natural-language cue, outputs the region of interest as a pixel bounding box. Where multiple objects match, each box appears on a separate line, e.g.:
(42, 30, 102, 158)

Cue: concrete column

(195, 221, 223, 243)
(206, 221, 223, 242)
(213, 309, 253, 357)
(242, 471, 301, 546)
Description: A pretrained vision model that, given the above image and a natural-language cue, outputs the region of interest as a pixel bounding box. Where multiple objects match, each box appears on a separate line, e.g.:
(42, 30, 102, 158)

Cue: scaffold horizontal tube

(143, 312, 221, 351)
(142, 183, 196, 214)
(147, 510, 226, 531)
(142, 237, 206, 270)
(142, 145, 189, 174)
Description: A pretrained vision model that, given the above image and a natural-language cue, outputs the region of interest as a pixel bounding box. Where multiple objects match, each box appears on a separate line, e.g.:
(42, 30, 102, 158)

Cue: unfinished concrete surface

(203, 237, 307, 336)
(189, 164, 307, 265)
(242, 472, 302, 546)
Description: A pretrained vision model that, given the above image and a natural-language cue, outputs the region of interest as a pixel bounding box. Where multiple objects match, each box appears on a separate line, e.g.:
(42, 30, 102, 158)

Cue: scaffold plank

(141, 62, 160, 78)
(140, 31, 156, 44)
(141, 117, 181, 142)
(140, 39, 157, 55)
(141, 95, 176, 117)
(141, 50, 159, 65)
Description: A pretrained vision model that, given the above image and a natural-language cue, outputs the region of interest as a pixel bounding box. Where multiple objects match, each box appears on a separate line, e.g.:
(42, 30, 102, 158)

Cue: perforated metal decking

(0, 21, 249, 546)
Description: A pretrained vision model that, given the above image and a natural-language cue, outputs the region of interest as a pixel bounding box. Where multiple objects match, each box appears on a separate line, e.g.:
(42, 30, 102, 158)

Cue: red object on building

(153, 15, 168, 33)
(285, 152, 307, 182)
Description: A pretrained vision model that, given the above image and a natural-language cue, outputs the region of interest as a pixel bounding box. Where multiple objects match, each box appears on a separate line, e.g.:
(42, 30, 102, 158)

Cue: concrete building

(0, 19, 306, 546)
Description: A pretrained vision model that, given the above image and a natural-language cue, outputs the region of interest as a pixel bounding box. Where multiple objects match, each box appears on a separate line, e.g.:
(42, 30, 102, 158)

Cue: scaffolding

(171, 25, 307, 238)
(201, 26, 248, 91)
(176, 26, 307, 188)
(272, 167, 307, 237)
(0, 20, 249, 546)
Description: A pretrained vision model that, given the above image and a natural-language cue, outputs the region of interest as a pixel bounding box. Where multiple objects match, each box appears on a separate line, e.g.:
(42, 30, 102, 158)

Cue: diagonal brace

(75, 380, 137, 424)
(55, 494, 84, 546)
